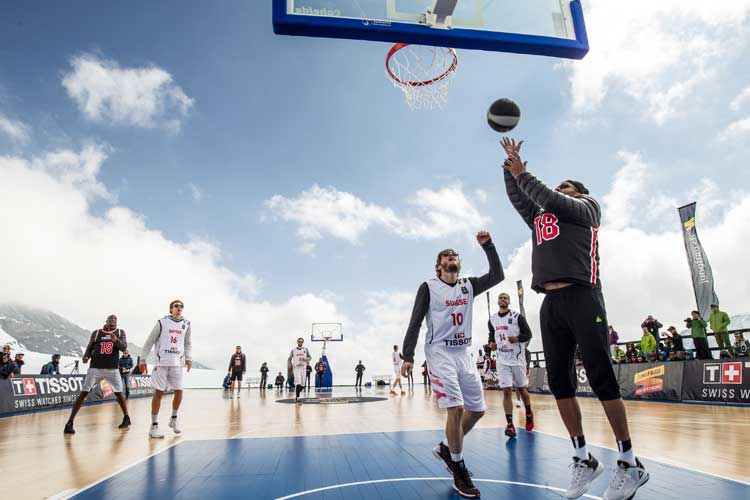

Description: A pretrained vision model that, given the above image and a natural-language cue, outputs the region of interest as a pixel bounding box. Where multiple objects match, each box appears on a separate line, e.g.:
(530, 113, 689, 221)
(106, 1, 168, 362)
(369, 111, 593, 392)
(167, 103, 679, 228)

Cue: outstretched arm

(402, 282, 429, 363)
(516, 172, 600, 226)
(504, 168, 538, 230)
(468, 233, 505, 296)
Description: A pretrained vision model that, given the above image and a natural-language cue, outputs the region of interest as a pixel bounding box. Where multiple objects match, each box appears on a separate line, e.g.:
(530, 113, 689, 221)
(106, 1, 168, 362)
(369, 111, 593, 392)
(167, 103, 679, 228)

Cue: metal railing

(528, 328, 749, 367)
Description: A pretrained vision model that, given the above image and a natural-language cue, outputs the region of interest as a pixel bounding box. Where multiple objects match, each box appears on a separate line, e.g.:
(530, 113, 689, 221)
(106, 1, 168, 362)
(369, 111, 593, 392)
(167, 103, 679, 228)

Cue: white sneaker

(513, 400, 523, 408)
(168, 417, 182, 434)
(603, 458, 649, 500)
(149, 425, 165, 439)
(564, 454, 603, 499)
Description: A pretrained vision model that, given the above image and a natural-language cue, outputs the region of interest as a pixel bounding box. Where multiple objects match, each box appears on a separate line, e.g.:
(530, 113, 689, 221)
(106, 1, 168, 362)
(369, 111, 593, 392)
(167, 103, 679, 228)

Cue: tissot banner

(0, 374, 163, 415)
(678, 202, 719, 320)
(681, 359, 750, 404)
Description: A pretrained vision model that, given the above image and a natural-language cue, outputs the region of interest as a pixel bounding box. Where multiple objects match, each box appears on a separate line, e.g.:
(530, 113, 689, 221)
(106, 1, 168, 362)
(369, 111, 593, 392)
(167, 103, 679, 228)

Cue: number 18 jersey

(425, 277, 474, 348)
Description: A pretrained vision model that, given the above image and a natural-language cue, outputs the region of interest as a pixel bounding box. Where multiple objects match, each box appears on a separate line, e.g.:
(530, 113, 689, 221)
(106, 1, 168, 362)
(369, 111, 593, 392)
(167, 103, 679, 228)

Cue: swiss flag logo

(722, 362, 742, 385)
(23, 378, 37, 395)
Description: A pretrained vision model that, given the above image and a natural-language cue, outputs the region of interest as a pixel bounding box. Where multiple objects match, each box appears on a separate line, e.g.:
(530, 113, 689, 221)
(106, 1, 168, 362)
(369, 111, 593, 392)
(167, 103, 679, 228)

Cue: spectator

(275, 372, 284, 390)
(41, 354, 61, 375)
(685, 311, 711, 359)
(617, 355, 627, 364)
(613, 345, 625, 360)
(306, 363, 312, 390)
(683, 351, 694, 360)
(119, 350, 134, 399)
(2, 344, 10, 358)
(665, 326, 684, 356)
(13, 353, 24, 374)
(222, 373, 231, 390)
(608, 325, 619, 358)
(719, 351, 733, 359)
(0, 352, 15, 379)
(260, 362, 269, 389)
(709, 304, 734, 357)
(314, 357, 326, 387)
(625, 343, 638, 359)
(287, 365, 294, 391)
(640, 326, 657, 356)
(641, 315, 663, 342)
(421, 360, 429, 385)
(354, 360, 366, 388)
(734, 332, 749, 358)
(636, 355, 645, 363)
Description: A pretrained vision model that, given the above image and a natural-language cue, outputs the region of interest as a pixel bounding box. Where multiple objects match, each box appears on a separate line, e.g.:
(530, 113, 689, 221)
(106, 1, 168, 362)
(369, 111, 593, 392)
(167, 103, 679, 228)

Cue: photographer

(685, 311, 711, 359)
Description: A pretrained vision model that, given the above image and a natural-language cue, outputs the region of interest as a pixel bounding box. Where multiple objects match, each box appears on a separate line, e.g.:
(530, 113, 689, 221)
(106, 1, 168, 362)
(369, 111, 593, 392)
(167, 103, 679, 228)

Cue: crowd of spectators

(607, 304, 749, 364)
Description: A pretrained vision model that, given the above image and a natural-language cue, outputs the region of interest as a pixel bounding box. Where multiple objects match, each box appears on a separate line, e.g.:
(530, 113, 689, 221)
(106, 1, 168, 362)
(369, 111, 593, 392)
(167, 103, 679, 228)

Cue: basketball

(487, 98, 521, 133)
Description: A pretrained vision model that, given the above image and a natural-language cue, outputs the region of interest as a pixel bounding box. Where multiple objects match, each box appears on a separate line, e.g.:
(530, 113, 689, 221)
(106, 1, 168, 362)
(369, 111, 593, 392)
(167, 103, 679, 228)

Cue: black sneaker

(64, 421, 75, 435)
(453, 460, 481, 498)
(431, 442, 454, 473)
(505, 423, 517, 438)
(118, 415, 131, 429)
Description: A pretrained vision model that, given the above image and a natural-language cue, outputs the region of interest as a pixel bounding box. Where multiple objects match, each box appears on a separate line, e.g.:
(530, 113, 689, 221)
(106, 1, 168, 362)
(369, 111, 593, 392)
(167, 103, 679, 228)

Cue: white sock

(572, 436, 588, 461)
(450, 452, 463, 462)
(151, 415, 158, 425)
(171, 411, 178, 419)
(442, 438, 449, 447)
(618, 439, 637, 466)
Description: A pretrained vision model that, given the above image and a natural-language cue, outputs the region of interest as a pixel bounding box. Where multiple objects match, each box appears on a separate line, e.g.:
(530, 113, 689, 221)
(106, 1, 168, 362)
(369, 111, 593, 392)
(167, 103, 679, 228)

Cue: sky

(1, 1, 750, 380)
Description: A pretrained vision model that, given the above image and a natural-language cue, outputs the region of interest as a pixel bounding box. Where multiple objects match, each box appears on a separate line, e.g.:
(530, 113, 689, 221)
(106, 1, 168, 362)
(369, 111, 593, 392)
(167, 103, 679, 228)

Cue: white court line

(529, 429, 750, 486)
(57, 439, 185, 499)
(273, 477, 603, 500)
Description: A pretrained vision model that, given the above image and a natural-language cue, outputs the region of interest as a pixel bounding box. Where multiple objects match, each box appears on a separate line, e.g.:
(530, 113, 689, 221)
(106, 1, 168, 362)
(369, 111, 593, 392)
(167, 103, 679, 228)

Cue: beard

(443, 262, 460, 274)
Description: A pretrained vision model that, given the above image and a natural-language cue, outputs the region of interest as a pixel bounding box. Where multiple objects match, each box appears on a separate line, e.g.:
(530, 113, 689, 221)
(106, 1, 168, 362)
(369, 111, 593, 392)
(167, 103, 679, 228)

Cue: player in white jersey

(390, 345, 405, 396)
(401, 231, 504, 499)
(288, 337, 312, 404)
(140, 299, 192, 438)
(488, 292, 534, 439)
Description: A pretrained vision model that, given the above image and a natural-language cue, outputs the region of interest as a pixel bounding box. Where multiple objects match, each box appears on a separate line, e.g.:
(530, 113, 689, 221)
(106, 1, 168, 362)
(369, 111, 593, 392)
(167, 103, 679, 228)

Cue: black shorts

(540, 285, 620, 401)
(230, 371, 243, 381)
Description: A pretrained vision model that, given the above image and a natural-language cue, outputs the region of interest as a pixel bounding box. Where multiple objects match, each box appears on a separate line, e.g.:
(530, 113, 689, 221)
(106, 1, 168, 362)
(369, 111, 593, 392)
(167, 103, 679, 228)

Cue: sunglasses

(440, 250, 459, 258)
(172, 304, 184, 309)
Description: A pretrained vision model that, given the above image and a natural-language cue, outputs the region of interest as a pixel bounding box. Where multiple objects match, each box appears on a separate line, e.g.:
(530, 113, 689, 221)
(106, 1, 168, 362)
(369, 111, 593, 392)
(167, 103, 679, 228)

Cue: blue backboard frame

(272, 0, 589, 60)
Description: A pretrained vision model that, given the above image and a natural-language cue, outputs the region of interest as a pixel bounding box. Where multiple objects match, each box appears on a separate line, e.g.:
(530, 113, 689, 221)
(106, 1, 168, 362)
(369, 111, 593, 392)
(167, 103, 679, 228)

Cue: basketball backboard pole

(426, 0, 458, 29)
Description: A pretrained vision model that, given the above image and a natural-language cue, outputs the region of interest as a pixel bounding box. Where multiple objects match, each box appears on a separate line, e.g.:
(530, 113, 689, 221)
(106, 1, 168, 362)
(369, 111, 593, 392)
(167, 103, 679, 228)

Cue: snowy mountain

(0, 304, 208, 369)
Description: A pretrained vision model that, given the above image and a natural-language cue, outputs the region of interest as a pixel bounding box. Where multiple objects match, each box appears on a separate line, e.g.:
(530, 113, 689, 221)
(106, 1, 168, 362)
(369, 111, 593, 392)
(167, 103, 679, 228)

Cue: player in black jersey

(227, 345, 246, 398)
(64, 314, 130, 434)
(501, 138, 648, 500)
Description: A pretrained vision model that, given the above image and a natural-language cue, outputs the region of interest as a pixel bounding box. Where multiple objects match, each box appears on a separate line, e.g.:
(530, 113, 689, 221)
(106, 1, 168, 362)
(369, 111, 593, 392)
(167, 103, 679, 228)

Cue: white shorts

(151, 365, 184, 391)
(393, 365, 402, 377)
(425, 344, 486, 412)
(498, 364, 528, 388)
(82, 368, 123, 393)
(293, 366, 306, 386)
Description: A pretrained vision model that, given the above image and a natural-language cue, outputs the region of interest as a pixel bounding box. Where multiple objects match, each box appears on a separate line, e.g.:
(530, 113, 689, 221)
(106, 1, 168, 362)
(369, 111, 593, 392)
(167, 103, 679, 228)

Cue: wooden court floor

(0, 387, 747, 499)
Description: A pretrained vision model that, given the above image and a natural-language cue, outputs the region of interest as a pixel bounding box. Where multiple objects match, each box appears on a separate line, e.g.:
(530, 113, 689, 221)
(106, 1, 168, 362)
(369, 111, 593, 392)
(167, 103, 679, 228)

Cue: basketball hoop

(385, 43, 458, 111)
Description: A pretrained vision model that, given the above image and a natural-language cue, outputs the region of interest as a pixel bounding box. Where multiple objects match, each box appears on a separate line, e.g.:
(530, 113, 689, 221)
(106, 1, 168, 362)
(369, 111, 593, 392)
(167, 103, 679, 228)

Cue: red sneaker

(525, 413, 534, 432)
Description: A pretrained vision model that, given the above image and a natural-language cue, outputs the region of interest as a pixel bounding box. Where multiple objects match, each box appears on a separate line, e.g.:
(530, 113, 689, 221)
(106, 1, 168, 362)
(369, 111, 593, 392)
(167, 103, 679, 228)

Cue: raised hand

(476, 230, 491, 246)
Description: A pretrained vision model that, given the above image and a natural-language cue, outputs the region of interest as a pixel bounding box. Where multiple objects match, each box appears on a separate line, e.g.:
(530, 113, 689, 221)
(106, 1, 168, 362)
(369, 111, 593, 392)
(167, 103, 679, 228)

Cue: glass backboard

(273, 0, 588, 59)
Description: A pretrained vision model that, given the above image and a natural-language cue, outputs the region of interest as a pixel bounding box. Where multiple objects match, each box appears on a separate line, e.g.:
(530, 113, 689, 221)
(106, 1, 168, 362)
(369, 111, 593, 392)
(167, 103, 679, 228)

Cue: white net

(386, 44, 458, 111)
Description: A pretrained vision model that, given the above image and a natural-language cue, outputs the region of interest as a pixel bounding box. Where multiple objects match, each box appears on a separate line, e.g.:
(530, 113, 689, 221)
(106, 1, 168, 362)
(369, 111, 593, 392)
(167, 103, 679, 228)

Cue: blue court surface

(72, 428, 747, 500)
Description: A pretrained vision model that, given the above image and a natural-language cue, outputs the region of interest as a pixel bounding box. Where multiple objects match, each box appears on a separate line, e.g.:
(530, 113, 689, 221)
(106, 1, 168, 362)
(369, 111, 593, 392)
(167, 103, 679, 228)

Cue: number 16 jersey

(426, 277, 474, 348)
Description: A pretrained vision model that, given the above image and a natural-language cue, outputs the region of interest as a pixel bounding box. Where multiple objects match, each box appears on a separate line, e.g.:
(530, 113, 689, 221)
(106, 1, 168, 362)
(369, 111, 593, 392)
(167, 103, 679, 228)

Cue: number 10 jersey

(425, 277, 474, 348)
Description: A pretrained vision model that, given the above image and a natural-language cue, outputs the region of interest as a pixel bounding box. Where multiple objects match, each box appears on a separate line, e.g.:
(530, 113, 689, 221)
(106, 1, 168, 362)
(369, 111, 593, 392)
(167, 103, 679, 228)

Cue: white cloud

(493, 153, 750, 353)
(0, 148, 351, 371)
(62, 54, 194, 131)
(264, 184, 490, 252)
(721, 86, 750, 140)
(567, 0, 750, 124)
(181, 182, 203, 202)
(0, 114, 31, 144)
